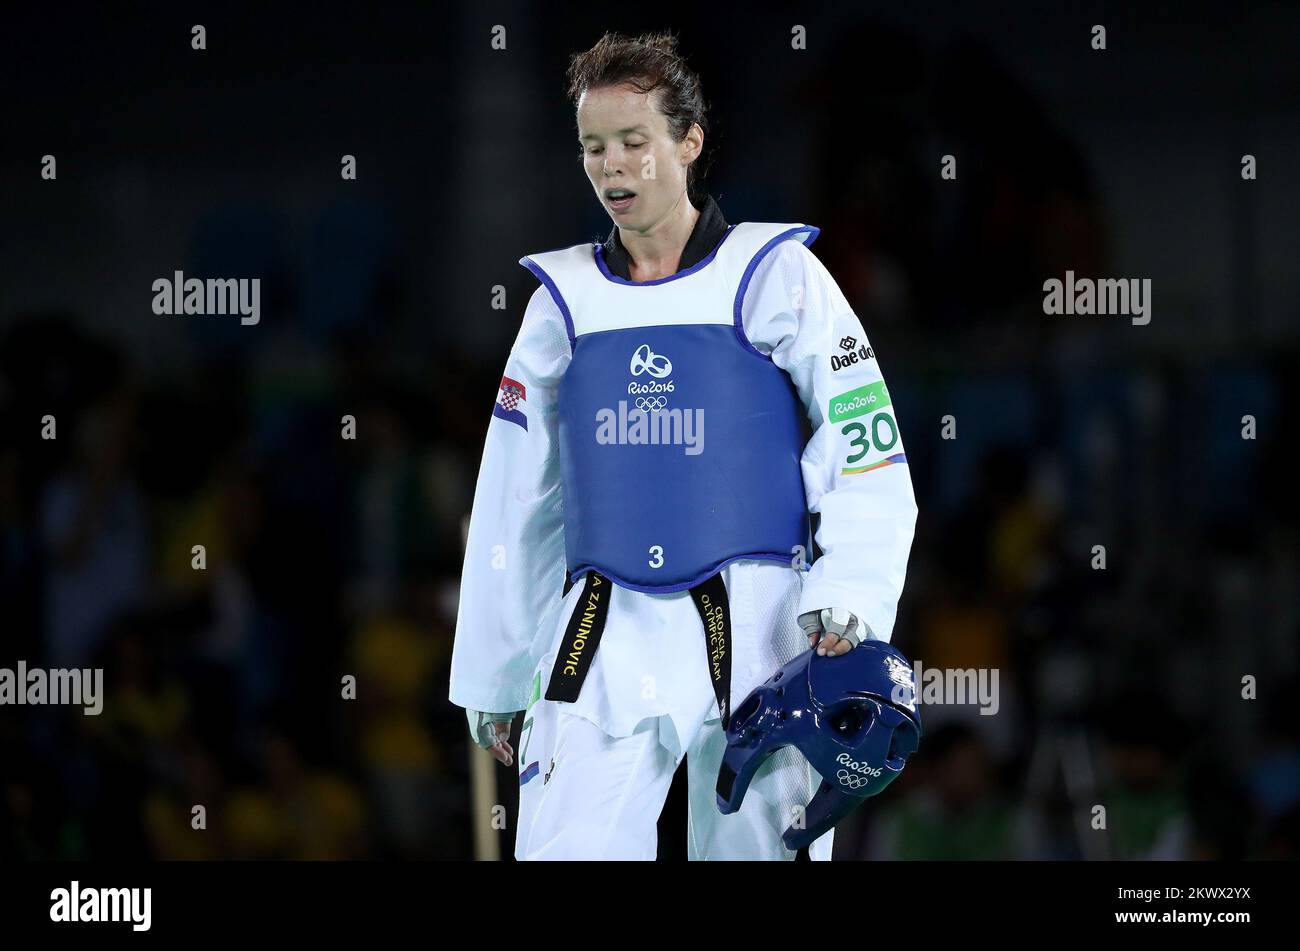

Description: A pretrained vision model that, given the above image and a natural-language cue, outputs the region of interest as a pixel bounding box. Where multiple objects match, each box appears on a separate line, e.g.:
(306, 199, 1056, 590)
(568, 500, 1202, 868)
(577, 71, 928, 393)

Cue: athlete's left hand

(799, 608, 863, 656)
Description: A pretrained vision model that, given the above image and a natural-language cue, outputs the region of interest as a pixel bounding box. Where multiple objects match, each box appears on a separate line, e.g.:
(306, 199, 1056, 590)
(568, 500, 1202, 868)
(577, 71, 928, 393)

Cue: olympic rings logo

(837, 769, 869, 790)
(630, 344, 673, 379)
(634, 396, 668, 413)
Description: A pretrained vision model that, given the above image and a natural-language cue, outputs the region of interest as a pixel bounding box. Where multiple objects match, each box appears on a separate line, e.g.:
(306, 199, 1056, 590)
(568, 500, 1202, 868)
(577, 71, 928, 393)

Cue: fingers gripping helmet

(716, 640, 922, 851)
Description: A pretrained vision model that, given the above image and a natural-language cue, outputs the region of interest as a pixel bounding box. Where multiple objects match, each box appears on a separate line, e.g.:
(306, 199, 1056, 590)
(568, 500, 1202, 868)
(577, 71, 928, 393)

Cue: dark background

(1, 1, 1296, 860)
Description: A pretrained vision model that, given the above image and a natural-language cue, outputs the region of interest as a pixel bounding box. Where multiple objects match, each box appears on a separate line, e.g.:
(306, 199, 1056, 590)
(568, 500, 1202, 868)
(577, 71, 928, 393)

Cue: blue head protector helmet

(716, 639, 922, 851)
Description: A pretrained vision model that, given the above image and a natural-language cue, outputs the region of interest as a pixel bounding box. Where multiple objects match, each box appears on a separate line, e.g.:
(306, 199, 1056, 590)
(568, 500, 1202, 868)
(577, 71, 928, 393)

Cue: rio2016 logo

(833, 392, 877, 417)
(630, 344, 672, 379)
(828, 381, 890, 423)
(836, 752, 883, 777)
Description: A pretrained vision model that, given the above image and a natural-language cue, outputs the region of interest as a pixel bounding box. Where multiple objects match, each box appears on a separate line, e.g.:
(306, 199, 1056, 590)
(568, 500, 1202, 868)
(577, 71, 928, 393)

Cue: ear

(681, 121, 704, 166)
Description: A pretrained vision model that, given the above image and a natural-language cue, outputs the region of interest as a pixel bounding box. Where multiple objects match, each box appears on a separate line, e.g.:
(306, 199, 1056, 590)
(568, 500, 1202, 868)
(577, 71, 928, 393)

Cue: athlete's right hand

(467, 710, 518, 766)
(799, 607, 863, 656)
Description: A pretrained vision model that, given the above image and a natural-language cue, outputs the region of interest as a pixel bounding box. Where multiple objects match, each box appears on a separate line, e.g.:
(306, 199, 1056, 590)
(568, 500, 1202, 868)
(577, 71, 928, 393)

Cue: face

(577, 83, 702, 233)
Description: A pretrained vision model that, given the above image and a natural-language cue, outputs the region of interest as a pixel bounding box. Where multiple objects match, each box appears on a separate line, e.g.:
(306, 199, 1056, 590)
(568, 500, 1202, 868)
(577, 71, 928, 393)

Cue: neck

(619, 190, 700, 280)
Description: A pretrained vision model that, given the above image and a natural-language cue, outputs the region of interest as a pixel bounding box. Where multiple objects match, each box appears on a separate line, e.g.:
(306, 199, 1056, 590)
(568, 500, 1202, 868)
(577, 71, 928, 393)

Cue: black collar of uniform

(600, 194, 729, 280)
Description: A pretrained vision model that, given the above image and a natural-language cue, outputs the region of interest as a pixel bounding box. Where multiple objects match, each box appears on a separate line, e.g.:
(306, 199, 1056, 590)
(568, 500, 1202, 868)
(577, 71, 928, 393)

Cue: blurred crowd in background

(2, 4, 1297, 860)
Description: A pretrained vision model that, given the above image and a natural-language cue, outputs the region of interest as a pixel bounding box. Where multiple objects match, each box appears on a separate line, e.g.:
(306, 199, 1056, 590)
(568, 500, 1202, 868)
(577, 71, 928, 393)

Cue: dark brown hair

(566, 31, 712, 206)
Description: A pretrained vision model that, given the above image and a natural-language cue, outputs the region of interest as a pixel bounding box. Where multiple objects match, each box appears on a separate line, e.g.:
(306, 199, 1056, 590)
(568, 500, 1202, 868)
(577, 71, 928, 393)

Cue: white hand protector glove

(467, 709, 518, 765)
(798, 607, 865, 655)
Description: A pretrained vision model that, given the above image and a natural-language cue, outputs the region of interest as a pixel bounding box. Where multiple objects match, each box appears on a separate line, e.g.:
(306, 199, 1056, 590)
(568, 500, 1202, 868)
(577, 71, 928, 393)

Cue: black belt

(545, 571, 610, 703)
(687, 572, 732, 728)
(545, 570, 733, 728)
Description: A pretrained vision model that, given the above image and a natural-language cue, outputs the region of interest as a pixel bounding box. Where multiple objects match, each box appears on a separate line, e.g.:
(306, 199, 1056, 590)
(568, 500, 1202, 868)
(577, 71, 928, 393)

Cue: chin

(606, 209, 641, 229)
(617, 200, 660, 228)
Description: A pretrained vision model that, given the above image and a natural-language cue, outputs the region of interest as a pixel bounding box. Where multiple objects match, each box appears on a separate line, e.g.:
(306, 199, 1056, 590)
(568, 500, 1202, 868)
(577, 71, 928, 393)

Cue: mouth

(604, 188, 638, 213)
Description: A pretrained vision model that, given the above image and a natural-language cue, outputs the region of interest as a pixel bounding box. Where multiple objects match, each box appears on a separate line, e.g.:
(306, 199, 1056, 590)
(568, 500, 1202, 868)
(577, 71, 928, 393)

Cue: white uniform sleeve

(448, 285, 572, 712)
(740, 239, 918, 643)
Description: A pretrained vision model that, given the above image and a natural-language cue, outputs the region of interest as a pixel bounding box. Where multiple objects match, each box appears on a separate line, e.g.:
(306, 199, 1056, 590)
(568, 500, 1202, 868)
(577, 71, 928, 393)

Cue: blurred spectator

(1095, 708, 1191, 860)
(39, 393, 147, 669)
(142, 738, 229, 861)
(226, 730, 369, 861)
(868, 724, 1017, 860)
(349, 612, 443, 858)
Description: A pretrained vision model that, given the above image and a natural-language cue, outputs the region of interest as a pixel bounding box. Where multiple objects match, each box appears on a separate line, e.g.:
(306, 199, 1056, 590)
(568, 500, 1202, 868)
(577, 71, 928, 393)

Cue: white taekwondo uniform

(449, 216, 917, 860)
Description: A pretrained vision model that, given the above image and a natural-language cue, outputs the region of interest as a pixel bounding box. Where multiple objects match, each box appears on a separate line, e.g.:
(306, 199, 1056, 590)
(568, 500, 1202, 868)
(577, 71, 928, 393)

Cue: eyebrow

(578, 126, 649, 140)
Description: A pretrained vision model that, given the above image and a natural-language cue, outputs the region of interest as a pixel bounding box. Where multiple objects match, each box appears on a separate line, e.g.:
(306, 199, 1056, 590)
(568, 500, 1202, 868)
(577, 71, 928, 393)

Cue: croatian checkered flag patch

(492, 375, 528, 431)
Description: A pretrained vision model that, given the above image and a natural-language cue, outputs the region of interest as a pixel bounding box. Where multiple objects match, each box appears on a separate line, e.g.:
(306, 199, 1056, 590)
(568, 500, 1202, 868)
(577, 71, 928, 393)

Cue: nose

(602, 149, 626, 178)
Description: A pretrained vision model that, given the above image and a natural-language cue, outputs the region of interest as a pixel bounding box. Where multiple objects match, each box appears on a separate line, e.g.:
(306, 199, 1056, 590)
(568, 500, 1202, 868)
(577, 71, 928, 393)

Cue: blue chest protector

(523, 221, 819, 594)
(558, 322, 809, 591)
